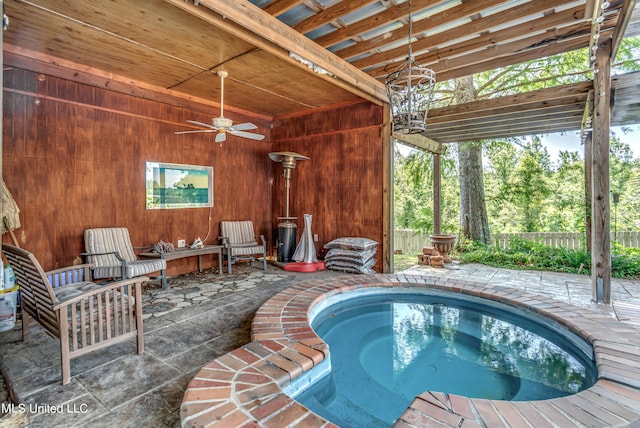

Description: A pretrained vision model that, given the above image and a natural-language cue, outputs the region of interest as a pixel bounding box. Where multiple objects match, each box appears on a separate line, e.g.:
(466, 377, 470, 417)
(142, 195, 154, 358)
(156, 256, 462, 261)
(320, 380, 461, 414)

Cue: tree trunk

(455, 76, 491, 244)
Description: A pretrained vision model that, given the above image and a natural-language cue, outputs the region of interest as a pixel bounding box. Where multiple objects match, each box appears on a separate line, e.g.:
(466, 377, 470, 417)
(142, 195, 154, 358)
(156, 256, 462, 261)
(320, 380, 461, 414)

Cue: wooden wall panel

(2, 67, 272, 275)
(271, 101, 385, 271)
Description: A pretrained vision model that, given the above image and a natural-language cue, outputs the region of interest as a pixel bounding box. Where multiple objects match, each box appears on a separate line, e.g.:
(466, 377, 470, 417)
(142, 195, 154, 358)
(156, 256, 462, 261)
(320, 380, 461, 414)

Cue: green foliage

(393, 143, 459, 236)
(458, 238, 640, 279)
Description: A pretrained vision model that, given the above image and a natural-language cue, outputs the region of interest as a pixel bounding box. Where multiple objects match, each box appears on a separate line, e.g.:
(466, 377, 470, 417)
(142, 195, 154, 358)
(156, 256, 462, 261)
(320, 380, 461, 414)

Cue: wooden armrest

(52, 276, 148, 309)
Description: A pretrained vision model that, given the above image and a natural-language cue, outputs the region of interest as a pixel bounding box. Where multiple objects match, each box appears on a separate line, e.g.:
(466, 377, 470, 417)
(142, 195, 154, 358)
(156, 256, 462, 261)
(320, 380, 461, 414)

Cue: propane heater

(269, 151, 309, 262)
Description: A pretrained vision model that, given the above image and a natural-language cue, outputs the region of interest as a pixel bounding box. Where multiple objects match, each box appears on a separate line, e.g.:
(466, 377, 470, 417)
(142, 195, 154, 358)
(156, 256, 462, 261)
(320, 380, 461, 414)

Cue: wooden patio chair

(219, 221, 267, 274)
(2, 244, 146, 385)
(83, 227, 167, 288)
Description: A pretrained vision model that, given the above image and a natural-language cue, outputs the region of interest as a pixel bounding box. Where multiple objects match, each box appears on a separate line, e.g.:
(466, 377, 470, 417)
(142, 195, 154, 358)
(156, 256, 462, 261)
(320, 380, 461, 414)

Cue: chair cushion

(84, 228, 138, 265)
(91, 259, 165, 280)
(221, 221, 256, 245)
(54, 282, 103, 303)
(229, 245, 265, 257)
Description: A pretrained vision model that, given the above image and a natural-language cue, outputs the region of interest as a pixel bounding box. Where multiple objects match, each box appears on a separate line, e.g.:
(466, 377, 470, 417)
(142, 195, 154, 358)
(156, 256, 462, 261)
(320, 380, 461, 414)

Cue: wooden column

(383, 103, 393, 273)
(591, 38, 612, 304)
(584, 130, 593, 252)
(433, 154, 442, 234)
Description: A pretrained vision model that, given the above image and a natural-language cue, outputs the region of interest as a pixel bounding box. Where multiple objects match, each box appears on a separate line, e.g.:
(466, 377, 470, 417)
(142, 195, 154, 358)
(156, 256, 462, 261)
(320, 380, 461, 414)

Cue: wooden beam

(392, 133, 445, 154)
(584, 130, 593, 253)
(591, 38, 612, 304)
(429, 82, 593, 118)
(316, 0, 443, 49)
(165, 0, 387, 104)
(352, 1, 583, 69)
(263, 0, 304, 16)
(430, 33, 595, 84)
(383, 103, 393, 273)
(293, 0, 378, 35)
(611, 0, 638, 61)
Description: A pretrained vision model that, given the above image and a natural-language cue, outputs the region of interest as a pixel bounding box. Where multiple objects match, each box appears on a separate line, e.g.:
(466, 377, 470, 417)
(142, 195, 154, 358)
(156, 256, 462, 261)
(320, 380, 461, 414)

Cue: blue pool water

(291, 289, 597, 427)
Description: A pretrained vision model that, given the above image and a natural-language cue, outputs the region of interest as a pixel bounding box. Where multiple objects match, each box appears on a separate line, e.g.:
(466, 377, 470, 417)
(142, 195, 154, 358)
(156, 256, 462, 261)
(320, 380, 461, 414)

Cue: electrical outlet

(314, 234, 318, 242)
(178, 239, 186, 248)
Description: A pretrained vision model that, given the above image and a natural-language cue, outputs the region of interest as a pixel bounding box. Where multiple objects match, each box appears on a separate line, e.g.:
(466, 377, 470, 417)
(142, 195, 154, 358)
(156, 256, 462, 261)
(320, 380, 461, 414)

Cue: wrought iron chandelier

(385, 0, 436, 134)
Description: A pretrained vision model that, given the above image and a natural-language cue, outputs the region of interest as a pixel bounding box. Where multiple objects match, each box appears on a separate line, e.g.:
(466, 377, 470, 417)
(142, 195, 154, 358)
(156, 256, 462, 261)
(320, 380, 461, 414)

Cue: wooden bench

(139, 245, 224, 283)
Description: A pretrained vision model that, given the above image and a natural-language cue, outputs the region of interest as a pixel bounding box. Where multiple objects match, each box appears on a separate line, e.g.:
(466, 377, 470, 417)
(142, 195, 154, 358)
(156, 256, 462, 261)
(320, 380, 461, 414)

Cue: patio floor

(1, 262, 639, 427)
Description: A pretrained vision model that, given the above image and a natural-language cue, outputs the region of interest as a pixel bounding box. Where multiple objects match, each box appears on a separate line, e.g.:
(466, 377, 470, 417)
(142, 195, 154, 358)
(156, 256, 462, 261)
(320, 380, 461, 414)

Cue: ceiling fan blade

(230, 130, 265, 141)
(175, 129, 218, 135)
(230, 122, 257, 131)
(187, 120, 218, 130)
(215, 132, 227, 143)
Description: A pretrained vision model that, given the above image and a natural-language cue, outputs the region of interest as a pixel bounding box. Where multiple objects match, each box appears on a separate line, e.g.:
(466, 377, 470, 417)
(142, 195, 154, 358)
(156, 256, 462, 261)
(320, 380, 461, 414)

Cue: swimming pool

(288, 289, 597, 427)
(181, 274, 640, 428)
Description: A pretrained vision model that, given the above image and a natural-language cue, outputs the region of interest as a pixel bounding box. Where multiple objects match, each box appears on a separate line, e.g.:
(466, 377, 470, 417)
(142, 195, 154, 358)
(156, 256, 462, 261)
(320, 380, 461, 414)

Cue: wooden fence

(394, 229, 640, 254)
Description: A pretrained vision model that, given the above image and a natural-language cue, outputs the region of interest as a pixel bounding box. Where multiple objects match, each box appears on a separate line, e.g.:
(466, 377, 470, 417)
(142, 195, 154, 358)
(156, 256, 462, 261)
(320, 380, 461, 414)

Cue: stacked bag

(324, 237, 378, 274)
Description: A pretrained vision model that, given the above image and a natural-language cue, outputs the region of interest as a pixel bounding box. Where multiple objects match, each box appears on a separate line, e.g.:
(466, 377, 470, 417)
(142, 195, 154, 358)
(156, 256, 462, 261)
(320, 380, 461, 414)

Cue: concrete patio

(0, 262, 639, 427)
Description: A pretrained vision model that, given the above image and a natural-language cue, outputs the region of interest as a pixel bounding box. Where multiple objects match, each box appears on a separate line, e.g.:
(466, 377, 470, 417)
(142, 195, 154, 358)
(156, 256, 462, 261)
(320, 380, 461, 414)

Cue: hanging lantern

(385, 0, 436, 134)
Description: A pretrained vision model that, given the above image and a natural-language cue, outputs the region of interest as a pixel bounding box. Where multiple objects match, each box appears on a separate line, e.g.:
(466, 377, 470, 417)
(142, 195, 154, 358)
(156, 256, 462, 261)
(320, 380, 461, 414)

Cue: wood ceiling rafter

(165, 0, 388, 105)
(424, 81, 593, 143)
(335, 0, 526, 61)
(292, 0, 379, 34)
(263, 0, 305, 16)
(4, 0, 636, 124)
(314, 0, 444, 49)
(359, 4, 589, 76)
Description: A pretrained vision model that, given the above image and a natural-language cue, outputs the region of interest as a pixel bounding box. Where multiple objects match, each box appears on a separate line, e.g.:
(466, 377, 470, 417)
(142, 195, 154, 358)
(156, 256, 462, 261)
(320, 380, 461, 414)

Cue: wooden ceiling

(2, 0, 637, 140)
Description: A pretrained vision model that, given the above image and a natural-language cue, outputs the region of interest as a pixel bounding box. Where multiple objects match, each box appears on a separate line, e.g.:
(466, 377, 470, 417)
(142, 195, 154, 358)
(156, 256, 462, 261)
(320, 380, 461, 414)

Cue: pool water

(293, 291, 597, 427)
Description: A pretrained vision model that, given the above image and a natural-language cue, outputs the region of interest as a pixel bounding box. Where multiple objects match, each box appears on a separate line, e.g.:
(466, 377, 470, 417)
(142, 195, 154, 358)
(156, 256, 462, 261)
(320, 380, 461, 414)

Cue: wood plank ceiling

(2, 0, 637, 141)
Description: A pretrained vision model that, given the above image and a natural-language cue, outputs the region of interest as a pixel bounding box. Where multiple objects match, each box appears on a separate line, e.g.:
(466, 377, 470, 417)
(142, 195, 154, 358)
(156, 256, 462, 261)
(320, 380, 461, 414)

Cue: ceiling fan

(175, 71, 265, 144)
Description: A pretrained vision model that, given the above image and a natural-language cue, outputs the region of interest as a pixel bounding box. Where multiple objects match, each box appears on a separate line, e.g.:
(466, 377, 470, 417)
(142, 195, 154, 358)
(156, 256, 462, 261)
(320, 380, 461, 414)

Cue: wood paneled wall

(2, 62, 387, 276)
(271, 101, 385, 271)
(2, 66, 273, 275)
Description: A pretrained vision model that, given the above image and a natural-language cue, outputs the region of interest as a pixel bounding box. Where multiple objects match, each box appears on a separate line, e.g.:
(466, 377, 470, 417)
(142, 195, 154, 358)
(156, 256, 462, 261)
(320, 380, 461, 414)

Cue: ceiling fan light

(212, 117, 233, 128)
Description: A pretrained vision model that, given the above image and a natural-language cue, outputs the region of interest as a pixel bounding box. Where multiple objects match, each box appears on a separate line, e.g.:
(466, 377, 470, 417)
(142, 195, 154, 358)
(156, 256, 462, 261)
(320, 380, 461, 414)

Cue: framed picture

(146, 162, 213, 209)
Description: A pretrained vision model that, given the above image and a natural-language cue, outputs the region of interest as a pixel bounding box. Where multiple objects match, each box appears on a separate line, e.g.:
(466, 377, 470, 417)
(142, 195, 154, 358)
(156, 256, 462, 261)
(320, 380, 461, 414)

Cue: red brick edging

(181, 274, 640, 427)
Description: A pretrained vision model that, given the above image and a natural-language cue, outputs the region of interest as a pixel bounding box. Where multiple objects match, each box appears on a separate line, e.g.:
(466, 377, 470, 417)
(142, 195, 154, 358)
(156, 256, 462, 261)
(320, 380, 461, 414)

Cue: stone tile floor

(0, 262, 638, 427)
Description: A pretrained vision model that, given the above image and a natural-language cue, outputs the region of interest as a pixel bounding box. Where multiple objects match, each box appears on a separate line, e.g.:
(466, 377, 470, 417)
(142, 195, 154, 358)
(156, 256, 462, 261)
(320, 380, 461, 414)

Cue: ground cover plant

(457, 237, 640, 279)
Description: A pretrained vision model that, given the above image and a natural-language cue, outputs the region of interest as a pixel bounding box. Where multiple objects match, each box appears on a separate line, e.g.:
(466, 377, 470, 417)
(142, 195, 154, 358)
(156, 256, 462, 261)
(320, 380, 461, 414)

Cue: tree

(547, 150, 585, 232)
(396, 36, 640, 241)
(455, 76, 491, 243)
(508, 138, 551, 232)
(484, 140, 519, 232)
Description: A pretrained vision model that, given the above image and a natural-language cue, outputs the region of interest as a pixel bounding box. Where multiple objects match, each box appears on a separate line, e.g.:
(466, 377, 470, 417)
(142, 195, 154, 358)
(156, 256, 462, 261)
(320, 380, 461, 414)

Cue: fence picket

(393, 229, 640, 254)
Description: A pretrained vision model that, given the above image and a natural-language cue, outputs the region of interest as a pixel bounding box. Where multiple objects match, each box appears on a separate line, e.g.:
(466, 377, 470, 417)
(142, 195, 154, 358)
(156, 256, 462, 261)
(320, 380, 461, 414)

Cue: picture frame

(146, 162, 213, 209)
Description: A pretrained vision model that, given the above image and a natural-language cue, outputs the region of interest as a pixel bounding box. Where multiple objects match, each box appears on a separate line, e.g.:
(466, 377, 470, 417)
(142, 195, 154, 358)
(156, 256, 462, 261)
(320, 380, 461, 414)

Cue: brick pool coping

(181, 274, 640, 427)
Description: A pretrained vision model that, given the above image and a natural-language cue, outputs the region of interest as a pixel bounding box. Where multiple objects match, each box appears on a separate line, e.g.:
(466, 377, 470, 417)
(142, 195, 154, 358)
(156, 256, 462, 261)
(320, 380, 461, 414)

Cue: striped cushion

(221, 221, 256, 245)
(230, 245, 265, 257)
(92, 259, 166, 280)
(84, 228, 137, 265)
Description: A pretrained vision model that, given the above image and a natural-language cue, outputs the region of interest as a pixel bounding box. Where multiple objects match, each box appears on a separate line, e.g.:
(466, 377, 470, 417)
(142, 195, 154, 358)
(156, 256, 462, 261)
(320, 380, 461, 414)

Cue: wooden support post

(433, 154, 442, 235)
(584, 130, 593, 253)
(383, 103, 393, 273)
(591, 38, 612, 304)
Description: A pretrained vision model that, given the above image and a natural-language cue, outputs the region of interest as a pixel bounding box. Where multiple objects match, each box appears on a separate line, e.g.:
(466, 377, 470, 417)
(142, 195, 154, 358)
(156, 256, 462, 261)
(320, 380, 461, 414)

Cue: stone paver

(0, 262, 639, 427)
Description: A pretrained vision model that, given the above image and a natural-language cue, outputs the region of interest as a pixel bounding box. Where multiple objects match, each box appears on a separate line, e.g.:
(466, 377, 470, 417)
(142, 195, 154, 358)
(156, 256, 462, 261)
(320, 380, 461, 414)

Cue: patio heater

(269, 152, 309, 262)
